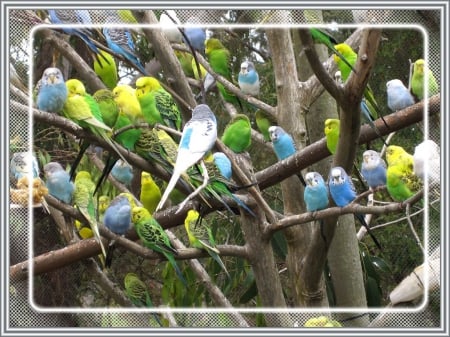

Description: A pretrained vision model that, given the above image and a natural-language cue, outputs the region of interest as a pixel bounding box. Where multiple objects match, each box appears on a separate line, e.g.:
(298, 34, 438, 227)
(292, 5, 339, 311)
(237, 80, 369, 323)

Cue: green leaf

(365, 276, 381, 307)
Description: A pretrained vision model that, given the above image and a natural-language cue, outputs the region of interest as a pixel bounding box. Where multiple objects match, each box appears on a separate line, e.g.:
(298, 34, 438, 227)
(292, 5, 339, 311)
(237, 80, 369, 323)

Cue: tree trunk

(266, 13, 320, 307)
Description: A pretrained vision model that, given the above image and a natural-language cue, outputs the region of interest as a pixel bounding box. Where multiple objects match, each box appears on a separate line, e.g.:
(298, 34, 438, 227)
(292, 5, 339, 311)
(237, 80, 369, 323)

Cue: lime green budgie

(324, 118, 340, 154)
(93, 89, 119, 128)
(98, 195, 111, 223)
(112, 84, 144, 124)
(333, 43, 387, 126)
(131, 206, 187, 285)
(73, 171, 107, 257)
(191, 56, 207, 80)
(63, 79, 129, 178)
(175, 49, 195, 78)
(205, 38, 241, 107)
(255, 109, 278, 142)
(140, 171, 161, 214)
(410, 59, 439, 101)
(310, 28, 355, 73)
(117, 10, 138, 24)
(123, 273, 154, 307)
(93, 50, 118, 90)
(135, 76, 182, 131)
(221, 114, 252, 153)
(184, 209, 229, 278)
(385, 145, 421, 201)
(123, 273, 162, 326)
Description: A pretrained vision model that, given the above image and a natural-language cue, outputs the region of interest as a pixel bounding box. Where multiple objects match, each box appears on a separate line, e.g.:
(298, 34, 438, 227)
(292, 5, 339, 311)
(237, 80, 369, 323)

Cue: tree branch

(255, 94, 440, 190)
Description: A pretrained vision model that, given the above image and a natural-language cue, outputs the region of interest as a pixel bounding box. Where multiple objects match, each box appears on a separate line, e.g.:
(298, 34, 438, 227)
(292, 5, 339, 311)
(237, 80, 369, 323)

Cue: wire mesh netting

(7, 8, 442, 329)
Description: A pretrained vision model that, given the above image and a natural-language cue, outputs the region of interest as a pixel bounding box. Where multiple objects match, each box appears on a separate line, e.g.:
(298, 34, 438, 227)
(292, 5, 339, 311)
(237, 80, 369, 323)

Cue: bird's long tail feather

(156, 171, 181, 211)
(355, 213, 382, 250)
(163, 251, 187, 286)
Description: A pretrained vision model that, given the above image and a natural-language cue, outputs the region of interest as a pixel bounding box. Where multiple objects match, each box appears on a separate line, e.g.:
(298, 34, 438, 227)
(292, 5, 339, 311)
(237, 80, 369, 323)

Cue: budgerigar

(103, 17, 146, 74)
(159, 10, 182, 43)
(221, 114, 252, 153)
(238, 60, 260, 96)
(304, 171, 329, 212)
(10, 152, 39, 181)
(385, 145, 420, 201)
(323, 118, 340, 155)
(156, 104, 217, 211)
(386, 79, 415, 111)
(361, 150, 387, 189)
(135, 76, 182, 130)
(112, 84, 144, 124)
(333, 43, 387, 127)
(413, 139, 440, 186)
(111, 159, 133, 186)
(98, 195, 110, 223)
(123, 273, 162, 326)
(63, 79, 128, 166)
(328, 166, 382, 249)
(410, 59, 439, 101)
(184, 209, 229, 277)
(310, 28, 356, 73)
(360, 99, 388, 146)
(140, 171, 161, 214)
(73, 171, 107, 257)
(132, 206, 187, 285)
(93, 88, 119, 128)
(36, 67, 68, 113)
(255, 110, 278, 142)
(205, 38, 241, 107)
(48, 10, 100, 55)
(269, 125, 306, 186)
(183, 18, 206, 54)
(43, 162, 74, 204)
(212, 152, 232, 180)
(103, 194, 132, 267)
(93, 50, 118, 90)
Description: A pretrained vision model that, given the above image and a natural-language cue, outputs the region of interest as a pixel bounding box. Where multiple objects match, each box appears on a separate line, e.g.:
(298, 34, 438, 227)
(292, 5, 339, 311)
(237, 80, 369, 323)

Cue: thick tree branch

(298, 29, 343, 101)
(265, 190, 424, 236)
(255, 94, 440, 190)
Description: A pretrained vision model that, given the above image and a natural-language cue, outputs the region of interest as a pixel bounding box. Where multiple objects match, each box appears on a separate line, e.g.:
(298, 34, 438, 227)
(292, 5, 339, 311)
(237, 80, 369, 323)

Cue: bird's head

(42, 67, 64, 85)
(385, 145, 404, 166)
(305, 171, 323, 187)
(66, 79, 86, 97)
(386, 79, 404, 90)
(205, 38, 224, 55)
(333, 43, 353, 63)
(98, 195, 111, 213)
(330, 167, 345, 185)
(414, 59, 425, 75)
(74, 170, 91, 182)
(324, 118, 339, 135)
(268, 126, 282, 143)
(131, 206, 150, 223)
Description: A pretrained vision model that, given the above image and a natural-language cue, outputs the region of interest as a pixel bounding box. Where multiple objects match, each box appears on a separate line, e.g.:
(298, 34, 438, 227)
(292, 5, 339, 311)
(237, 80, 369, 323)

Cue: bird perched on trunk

(304, 171, 329, 212)
(238, 60, 260, 96)
(221, 114, 252, 153)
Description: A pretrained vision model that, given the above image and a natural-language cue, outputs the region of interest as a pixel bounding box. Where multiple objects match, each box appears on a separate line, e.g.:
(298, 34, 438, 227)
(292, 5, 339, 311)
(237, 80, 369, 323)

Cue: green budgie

(124, 273, 162, 326)
(131, 206, 187, 286)
(73, 171, 107, 257)
(410, 59, 439, 101)
(184, 209, 229, 278)
(221, 114, 252, 153)
(135, 76, 182, 131)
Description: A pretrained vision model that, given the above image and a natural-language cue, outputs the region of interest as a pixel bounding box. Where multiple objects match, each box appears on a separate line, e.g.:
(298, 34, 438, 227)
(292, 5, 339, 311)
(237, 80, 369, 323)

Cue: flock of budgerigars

(10, 10, 440, 310)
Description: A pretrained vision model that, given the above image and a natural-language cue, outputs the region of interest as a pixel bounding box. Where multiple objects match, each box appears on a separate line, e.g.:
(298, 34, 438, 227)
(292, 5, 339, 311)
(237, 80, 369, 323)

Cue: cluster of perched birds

(10, 9, 441, 309)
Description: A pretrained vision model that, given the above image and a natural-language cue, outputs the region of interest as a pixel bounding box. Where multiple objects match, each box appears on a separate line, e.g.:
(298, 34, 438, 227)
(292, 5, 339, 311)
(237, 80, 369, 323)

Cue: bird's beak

(48, 74, 56, 84)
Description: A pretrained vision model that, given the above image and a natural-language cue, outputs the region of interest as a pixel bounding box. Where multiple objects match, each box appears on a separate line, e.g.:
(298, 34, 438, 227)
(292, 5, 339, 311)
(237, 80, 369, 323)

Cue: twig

(406, 203, 425, 254)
